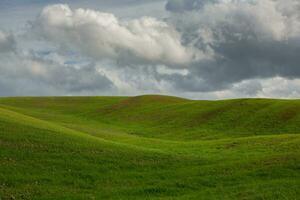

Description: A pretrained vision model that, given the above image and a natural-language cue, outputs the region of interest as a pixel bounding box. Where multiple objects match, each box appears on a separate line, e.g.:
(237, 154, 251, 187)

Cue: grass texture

(0, 95, 300, 199)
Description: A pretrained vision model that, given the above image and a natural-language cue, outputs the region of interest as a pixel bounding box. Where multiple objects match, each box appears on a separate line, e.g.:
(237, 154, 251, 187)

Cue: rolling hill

(0, 95, 300, 199)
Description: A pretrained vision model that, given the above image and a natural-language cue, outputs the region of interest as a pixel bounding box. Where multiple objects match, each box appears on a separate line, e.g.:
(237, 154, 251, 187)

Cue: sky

(0, 0, 300, 99)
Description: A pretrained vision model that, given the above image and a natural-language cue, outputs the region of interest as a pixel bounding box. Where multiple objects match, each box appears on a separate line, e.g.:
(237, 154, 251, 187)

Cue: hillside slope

(1, 96, 300, 199)
(1, 95, 300, 140)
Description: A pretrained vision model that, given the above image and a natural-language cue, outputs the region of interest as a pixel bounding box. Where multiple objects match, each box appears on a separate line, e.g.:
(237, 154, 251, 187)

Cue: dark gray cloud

(0, 50, 114, 96)
(27, 59, 114, 93)
(0, 31, 15, 53)
(160, 0, 300, 92)
(165, 0, 218, 12)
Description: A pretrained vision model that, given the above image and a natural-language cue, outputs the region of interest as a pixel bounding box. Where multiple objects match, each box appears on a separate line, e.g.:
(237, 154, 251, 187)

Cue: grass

(0, 95, 300, 199)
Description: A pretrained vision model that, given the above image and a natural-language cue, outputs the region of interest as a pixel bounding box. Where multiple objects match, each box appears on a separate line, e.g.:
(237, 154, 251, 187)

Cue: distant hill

(1, 95, 300, 140)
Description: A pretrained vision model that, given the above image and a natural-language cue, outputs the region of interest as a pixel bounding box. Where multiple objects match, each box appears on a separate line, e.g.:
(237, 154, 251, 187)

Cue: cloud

(162, 0, 300, 92)
(258, 77, 300, 98)
(212, 77, 300, 99)
(0, 49, 114, 96)
(22, 58, 114, 93)
(30, 4, 196, 66)
(165, 0, 218, 12)
(2, 1, 300, 98)
(24, 1, 300, 96)
(0, 31, 15, 53)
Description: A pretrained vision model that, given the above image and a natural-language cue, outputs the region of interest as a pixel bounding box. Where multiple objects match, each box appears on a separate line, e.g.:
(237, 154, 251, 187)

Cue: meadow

(0, 95, 300, 199)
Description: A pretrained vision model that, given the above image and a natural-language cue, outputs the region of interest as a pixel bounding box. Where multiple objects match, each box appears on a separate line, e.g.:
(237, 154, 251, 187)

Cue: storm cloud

(163, 0, 300, 92)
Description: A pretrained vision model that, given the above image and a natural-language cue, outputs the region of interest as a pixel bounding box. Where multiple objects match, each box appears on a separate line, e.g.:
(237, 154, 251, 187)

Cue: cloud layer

(1, 0, 300, 98)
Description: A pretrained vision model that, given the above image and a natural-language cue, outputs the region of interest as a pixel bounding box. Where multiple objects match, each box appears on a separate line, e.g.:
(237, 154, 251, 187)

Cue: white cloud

(258, 77, 300, 98)
(31, 4, 197, 66)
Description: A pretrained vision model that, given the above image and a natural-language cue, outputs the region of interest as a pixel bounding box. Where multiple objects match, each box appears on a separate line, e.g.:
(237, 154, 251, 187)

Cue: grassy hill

(0, 95, 300, 199)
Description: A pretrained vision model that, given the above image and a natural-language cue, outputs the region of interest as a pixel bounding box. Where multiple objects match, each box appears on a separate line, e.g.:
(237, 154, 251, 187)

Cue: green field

(0, 95, 300, 199)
